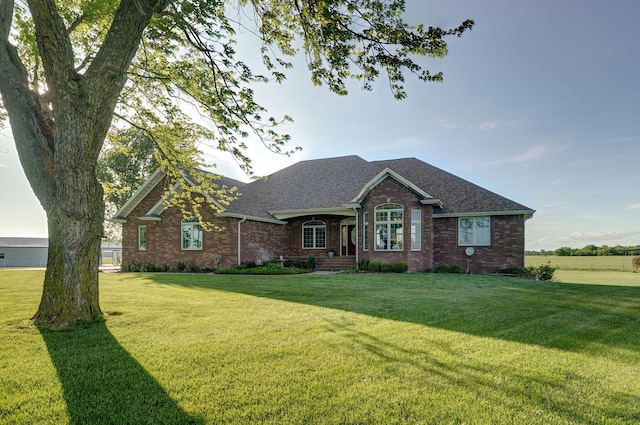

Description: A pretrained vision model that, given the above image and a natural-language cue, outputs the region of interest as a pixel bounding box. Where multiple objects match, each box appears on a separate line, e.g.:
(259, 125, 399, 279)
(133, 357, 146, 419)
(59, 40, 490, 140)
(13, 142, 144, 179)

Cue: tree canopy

(0, 0, 473, 328)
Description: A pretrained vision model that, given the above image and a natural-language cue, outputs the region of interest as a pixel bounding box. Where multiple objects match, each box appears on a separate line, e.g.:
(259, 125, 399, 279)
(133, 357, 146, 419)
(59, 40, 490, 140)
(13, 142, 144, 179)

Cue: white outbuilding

(0, 237, 48, 267)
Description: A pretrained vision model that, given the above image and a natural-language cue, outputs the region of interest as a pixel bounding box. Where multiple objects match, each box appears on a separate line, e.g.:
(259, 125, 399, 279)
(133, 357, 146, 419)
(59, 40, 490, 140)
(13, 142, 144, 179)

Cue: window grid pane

(458, 217, 490, 246)
(302, 221, 326, 249)
(138, 226, 147, 251)
(363, 212, 369, 251)
(411, 210, 421, 251)
(374, 204, 404, 251)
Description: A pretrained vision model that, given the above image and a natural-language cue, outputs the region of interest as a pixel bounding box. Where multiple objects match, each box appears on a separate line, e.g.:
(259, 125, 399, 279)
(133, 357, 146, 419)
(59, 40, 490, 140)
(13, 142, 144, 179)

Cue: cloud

(485, 143, 563, 167)
(528, 230, 640, 250)
(627, 203, 640, 210)
(439, 118, 460, 129)
(474, 120, 519, 132)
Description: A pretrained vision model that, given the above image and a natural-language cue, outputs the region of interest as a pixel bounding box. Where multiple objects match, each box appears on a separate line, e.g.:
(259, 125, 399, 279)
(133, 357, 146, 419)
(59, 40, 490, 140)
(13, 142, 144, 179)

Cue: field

(526, 255, 638, 272)
(1, 270, 639, 424)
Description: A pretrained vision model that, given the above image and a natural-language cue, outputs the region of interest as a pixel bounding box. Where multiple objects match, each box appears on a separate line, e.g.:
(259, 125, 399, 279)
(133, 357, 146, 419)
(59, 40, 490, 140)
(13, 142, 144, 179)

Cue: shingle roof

(220, 155, 533, 218)
(372, 158, 532, 215)
(117, 155, 533, 222)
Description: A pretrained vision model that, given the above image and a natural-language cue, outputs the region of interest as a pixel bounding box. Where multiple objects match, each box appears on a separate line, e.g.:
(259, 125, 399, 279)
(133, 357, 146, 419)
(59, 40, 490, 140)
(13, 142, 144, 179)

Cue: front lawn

(1, 270, 639, 424)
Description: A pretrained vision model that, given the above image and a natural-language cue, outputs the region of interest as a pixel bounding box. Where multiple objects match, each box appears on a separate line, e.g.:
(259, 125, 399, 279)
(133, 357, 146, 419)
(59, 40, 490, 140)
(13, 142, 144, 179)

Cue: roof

(113, 155, 534, 222)
(0, 238, 49, 248)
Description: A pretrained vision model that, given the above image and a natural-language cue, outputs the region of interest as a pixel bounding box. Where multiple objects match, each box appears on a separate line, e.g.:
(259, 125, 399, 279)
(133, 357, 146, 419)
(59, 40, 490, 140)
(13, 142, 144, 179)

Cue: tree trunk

(33, 213, 104, 328)
(31, 177, 105, 329)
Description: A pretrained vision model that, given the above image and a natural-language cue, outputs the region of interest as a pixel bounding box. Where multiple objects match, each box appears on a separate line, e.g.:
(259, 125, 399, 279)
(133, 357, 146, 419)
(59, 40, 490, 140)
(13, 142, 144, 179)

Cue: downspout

(353, 206, 359, 265)
(237, 216, 247, 265)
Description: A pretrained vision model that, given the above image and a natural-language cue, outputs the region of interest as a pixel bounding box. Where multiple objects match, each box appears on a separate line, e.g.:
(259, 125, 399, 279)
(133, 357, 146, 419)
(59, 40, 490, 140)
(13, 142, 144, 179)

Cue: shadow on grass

(39, 322, 201, 425)
(142, 273, 640, 358)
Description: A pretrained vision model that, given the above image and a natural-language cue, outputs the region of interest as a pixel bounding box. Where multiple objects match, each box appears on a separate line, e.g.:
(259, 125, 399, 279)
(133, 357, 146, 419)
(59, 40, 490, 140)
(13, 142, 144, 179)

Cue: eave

(433, 209, 536, 219)
(270, 207, 357, 220)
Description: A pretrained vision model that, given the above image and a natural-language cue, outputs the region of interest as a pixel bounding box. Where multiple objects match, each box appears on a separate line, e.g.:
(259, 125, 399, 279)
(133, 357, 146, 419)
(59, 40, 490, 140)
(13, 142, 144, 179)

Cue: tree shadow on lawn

(39, 321, 202, 425)
(143, 273, 640, 359)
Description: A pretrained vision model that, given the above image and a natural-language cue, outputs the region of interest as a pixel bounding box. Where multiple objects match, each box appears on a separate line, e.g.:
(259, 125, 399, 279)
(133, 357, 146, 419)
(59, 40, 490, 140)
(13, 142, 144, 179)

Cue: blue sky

(1, 0, 639, 250)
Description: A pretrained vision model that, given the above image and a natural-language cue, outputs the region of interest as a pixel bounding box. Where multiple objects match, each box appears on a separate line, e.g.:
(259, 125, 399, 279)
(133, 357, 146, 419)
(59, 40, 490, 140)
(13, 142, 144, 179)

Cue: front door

(341, 224, 356, 256)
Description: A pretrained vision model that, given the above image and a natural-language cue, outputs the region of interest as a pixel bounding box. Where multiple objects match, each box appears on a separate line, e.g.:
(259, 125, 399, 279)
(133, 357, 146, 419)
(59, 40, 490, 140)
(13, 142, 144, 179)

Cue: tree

(0, 0, 473, 328)
(97, 128, 159, 241)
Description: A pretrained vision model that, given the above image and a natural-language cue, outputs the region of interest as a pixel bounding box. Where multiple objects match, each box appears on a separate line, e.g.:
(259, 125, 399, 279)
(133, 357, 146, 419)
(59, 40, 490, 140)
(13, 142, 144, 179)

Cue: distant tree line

(526, 245, 640, 257)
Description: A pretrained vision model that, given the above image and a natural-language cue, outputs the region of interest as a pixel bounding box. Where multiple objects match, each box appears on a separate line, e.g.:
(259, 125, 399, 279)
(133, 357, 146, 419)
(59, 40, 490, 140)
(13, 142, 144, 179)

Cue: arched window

(302, 220, 326, 249)
(375, 204, 403, 251)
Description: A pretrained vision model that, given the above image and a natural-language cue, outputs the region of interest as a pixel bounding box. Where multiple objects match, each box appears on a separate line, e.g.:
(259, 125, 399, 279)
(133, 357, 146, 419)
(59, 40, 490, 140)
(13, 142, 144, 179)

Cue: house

(112, 155, 535, 273)
(0, 237, 48, 267)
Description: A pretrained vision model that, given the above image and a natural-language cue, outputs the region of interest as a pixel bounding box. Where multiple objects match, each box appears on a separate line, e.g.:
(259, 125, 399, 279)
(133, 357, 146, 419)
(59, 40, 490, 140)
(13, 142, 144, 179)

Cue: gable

(350, 167, 442, 207)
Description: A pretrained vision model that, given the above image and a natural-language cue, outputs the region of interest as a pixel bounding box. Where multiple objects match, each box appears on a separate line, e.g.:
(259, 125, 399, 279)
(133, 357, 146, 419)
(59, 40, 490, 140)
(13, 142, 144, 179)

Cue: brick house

(112, 155, 535, 273)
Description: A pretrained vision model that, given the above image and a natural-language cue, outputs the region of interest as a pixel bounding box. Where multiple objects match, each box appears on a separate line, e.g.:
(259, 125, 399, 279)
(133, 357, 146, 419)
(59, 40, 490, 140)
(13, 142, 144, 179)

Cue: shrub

(159, 263, 170, 273)
(368, 261, 380, 272)
(175, 261, 187, 272)
(393, 262, 409, 273)
(380, 262, 393, 273)
(186, 262, 200, 273)
(436, 264, 461, 274)
(498, 266, 530, 275)
(123, 261, 141, 272)
(423, 268, 435, 274)
(357, 259, 370, 271)
(306, 255, 316, 270)
(527, 262, 558, 281)
(632, 256, 640, 273)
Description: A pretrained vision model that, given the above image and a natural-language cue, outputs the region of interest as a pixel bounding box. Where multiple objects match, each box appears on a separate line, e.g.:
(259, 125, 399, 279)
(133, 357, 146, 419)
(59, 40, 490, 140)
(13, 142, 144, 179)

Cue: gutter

(237, 216, 247, 265)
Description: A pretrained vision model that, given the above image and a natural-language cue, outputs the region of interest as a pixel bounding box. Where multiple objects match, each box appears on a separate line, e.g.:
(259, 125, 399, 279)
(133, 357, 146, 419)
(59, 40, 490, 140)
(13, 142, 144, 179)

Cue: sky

(1, 0, 639, 251)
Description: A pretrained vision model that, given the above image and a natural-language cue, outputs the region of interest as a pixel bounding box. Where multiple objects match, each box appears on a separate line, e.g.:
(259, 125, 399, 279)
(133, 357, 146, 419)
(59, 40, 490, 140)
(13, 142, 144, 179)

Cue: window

(182, 219, 203, 250)
(458, 217, 491, 246)
(410, 210, 421, 251)
(375, 204, 403, 251)
(302, 220, 326, 249)
(363, 212, 369, 251)
(138, 226, 147, 251)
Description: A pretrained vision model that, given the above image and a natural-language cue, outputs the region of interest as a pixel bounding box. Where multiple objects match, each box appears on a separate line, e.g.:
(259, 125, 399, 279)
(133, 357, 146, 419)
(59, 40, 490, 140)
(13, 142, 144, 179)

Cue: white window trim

(138, 226, 147, 251)
(363, 212, 369, 251)
(181, 219, 203, 250)
(302, 220, 326, 249)
(374, 203, 404, 251)
(458, 217, 491, 246)
(411, 209, 421, 251)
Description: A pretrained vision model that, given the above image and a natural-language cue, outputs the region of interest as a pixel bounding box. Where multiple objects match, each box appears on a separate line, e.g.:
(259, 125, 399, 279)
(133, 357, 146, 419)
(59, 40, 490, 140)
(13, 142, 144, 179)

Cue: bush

(368, 261, 380, 272)
(436, 264, 461, 274)
(632, 256, 640, 273)
(357, 259, 370, 271)
(498, 266, 530, 275)
(380, 262, 393, 273)
(175, 261, 187, 272)
(306, 255, 316, 270)
(527, 262, 557, 281)
(186, 262, 200, 273)
(393, 262, 409, 273)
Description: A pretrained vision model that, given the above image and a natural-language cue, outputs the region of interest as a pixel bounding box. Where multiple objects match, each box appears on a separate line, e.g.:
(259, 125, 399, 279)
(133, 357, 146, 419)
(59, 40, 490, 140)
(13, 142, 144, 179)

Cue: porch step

(315, 256, 356, 272)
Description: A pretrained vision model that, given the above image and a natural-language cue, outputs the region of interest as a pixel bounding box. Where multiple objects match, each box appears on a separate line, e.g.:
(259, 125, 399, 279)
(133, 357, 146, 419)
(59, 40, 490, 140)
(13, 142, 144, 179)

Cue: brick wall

(358, 177, 435, 272)
(433, 215, 526, 273)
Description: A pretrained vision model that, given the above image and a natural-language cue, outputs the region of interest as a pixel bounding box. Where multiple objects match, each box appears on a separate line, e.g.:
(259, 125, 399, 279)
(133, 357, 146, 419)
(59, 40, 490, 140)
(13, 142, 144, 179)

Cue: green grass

(1, 270, 639, 424)
(527, 255, 638, 272)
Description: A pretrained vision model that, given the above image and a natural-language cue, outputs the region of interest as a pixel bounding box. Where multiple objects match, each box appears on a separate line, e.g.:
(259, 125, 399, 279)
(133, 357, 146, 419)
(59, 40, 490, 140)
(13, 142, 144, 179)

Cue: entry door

(341, 224, 356, 256)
